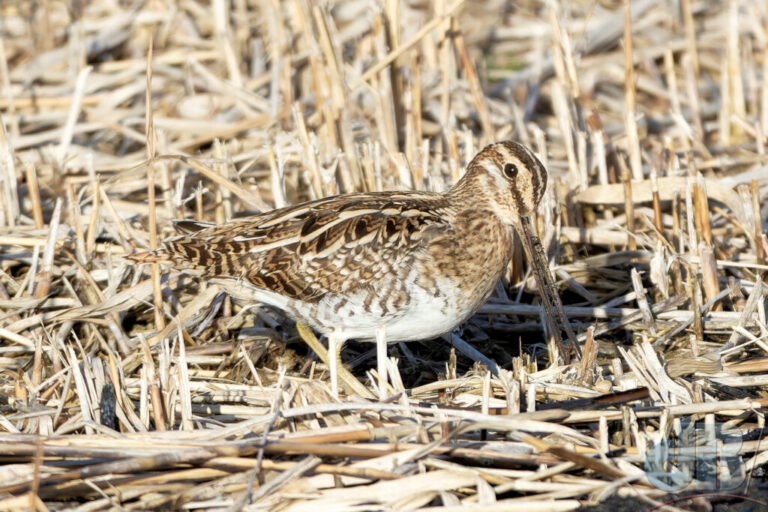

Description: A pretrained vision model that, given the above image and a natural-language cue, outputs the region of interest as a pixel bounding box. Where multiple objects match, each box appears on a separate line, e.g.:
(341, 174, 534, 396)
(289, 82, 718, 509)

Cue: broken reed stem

(145, 37, 165, 331)
(689, 166, 720, 308)
(453, 18, 493, 146)
(726, 0, 746, 140)
(84, 179, 99, 258)
(623, 0, 642, 181)
(141, 338, 166, 432)
(382, 0, 406, 154)
(621, 161, 637, 251)
(694, 174, 713, 246)
(0, 38, 19, 139)
(689, 268, 705, 341)
(549, 5, 581, 187)
(24, 165, 43, 230)
(681, 0, 699, 79)
(700, 242, 721, 310)
(35, 199, 61, 300)
(630, 267, 656, 336)
(650, 165, 663, 238)
(751, 180, 765, 264)
(292, 102, 323, 199)
(0, 113, 18, 227)
(577, 326, 596, 386)
(212, 139, 226, 224)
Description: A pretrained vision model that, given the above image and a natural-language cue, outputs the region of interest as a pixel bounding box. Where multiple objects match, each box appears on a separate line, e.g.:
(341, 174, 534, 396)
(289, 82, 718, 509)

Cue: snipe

(131, 141, 579, 397)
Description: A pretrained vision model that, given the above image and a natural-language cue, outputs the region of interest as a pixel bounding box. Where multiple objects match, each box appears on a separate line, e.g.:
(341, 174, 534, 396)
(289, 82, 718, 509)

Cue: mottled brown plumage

(132, 141, 577, 394)
(162, 193, 451, 308)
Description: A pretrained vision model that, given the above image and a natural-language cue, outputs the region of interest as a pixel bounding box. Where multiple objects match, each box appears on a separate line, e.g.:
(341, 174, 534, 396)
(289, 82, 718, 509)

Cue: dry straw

(0, 0, 767, 510)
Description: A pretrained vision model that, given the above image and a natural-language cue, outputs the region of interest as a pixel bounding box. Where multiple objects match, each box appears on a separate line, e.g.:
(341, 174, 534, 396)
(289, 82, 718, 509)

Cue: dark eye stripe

(536, 159, 546, 200)
(516, 142, 545, 201)
(532, 151, 546, 201)
(512, 185, 523, 212)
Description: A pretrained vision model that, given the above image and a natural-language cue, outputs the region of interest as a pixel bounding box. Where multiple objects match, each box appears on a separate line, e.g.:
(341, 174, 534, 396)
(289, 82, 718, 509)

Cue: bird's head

(451, 140, 548, 224)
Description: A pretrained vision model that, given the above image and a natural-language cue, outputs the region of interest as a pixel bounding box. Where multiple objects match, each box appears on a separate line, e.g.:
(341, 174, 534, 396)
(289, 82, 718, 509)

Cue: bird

(130, 141, 579, 397)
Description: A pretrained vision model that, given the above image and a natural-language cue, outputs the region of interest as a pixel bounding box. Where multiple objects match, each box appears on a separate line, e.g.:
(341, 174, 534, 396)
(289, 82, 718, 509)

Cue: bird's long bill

(514, 215, 581, 361)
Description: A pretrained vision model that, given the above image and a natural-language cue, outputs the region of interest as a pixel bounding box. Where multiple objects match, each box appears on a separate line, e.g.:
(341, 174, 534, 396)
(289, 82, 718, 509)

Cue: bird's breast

(297, 211, 515, 342)
(422, 209, 515, 308)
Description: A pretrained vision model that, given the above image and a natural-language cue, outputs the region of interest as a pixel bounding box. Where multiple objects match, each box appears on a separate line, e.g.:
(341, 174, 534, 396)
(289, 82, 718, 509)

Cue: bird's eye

(503, 163, 518, 179)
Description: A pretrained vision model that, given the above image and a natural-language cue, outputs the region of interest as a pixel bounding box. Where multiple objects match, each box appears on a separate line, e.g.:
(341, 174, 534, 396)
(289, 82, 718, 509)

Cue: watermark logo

(644, 418, 745, 491)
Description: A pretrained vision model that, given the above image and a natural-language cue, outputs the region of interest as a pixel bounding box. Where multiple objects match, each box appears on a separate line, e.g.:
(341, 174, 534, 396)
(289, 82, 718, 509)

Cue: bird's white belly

(319, 283, 465, 342)
(214, 273, 483, 343)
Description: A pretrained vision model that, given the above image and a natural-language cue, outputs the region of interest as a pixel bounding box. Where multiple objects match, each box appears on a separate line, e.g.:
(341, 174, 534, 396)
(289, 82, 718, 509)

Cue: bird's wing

(157, 192, 451, 303)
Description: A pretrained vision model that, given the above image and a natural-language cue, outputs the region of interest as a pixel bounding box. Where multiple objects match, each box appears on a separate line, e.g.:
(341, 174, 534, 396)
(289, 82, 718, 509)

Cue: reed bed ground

(0, 0, 767, 510)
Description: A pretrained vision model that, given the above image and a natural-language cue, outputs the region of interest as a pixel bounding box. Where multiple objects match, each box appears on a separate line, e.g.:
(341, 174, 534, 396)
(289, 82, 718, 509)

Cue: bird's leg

(376, 325, 388, 399)
(328, 335, 346, 399)
(296, 323, 374, 399)
(516, 215, 582, 363)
